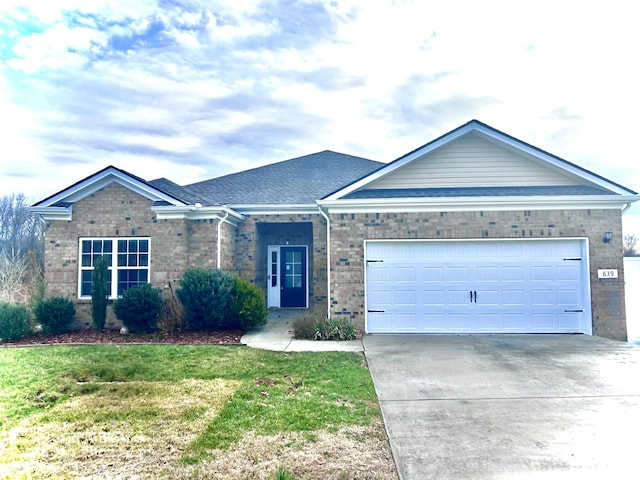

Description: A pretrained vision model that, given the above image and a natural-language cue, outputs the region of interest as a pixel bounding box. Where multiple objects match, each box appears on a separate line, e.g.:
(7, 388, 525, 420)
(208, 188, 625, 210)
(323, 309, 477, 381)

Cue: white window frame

(78, 237, 151, 299)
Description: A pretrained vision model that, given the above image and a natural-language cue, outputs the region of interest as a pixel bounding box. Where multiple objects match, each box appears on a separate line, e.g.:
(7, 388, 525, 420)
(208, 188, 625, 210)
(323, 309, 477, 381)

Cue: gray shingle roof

(184, 151, 383, 205)
(147, 177, 207, 205)
(343, 185, 615, 199)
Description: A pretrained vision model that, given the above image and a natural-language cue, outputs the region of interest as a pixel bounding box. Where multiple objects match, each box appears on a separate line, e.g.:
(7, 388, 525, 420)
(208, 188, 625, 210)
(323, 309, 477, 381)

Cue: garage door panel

(422, 267, 445, 281)
(394, 290, 417, 306)
(532, 313, 557, 329)
(447, 266, 471, 282)
(366, 239, 590, 334)
(367, 266, 391, 282)
(392, 266, 416, 282)
(501, 289, 526, 306)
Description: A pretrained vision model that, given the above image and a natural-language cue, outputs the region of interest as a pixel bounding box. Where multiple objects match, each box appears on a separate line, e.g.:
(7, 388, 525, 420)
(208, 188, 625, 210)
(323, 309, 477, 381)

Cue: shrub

(0, 302, 31, 342)
(158, 282, 185, 333)
(176, 268, 235, 331)
(293, 313, 357, 341)
(113, 284, 163, 334)
(228, 277, 268, 330)
(292, 314, 317, 340)
(91, 256, 109, 332)
(33, 296, 76, 334)
(314, 318, 357, 341)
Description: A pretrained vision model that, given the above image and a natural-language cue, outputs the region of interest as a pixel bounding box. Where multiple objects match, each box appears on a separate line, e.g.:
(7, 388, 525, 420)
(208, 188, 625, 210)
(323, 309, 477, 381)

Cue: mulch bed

(2, 329, 245, 347)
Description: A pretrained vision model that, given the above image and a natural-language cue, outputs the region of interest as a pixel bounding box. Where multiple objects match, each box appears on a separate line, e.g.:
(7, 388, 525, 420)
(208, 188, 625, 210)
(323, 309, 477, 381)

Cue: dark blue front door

(280, 246, 306, 307)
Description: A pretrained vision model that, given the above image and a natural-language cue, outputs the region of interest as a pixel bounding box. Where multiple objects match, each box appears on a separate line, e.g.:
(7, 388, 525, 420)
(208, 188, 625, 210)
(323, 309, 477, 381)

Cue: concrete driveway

(363, 335, 640, 480)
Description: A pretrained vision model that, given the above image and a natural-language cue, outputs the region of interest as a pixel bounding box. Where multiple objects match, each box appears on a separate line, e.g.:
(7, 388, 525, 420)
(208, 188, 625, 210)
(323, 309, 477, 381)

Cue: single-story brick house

(31, 120, 638, 340)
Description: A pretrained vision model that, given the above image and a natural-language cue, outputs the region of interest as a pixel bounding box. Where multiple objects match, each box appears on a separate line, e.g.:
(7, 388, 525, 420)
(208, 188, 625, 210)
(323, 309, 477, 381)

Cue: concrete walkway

(241, 309, 363, 352)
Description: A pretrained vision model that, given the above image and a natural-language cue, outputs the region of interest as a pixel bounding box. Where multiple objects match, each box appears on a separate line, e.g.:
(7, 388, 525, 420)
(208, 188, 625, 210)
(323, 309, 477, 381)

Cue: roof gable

(325, 120, 638, 200)
(32, 166, 190, 208)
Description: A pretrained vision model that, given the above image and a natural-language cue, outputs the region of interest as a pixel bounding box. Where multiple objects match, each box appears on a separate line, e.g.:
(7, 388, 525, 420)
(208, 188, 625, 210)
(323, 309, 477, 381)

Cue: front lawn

(0, 345, 397, 479)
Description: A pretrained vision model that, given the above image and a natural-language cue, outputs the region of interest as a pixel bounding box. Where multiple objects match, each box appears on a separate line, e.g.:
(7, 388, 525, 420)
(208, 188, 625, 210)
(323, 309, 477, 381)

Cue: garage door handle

(470, 290, 477, 303)
(564, 309, 585, 313)
(368, 309, 386, 313)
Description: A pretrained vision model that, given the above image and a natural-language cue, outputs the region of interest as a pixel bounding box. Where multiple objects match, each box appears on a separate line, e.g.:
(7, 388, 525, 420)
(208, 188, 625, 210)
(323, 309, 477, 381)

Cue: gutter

(318, 205, 332, 320)
(217, 212, 230, 269)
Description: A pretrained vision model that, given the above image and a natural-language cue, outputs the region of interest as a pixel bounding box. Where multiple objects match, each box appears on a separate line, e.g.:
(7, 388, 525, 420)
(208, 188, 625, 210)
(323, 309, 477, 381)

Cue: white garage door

(365, 239, 591, 334)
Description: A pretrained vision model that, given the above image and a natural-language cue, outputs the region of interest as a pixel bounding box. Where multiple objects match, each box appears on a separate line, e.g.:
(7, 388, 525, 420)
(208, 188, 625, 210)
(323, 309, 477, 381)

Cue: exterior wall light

(603, 232, 613, 243)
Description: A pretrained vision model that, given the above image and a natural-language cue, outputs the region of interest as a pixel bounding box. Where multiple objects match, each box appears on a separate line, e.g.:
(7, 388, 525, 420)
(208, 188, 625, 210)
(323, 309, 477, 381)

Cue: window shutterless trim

(78, 237, 151, 299)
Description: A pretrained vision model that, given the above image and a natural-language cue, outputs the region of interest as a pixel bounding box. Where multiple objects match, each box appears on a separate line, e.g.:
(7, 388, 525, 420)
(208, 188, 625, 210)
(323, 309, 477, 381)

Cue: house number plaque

(597, 269, 618, 279)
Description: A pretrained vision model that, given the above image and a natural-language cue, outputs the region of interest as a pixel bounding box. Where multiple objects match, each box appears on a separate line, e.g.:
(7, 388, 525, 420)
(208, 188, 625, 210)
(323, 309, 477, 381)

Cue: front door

(267, 245, 308, 308)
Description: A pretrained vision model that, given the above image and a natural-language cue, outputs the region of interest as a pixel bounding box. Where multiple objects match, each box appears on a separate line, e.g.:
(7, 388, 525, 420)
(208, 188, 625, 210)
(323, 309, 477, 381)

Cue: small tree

(624, 234, 639, 257)
(176, 268, 234, 331)
(229, 277, 268, 330)
(91, 256, 109, 332)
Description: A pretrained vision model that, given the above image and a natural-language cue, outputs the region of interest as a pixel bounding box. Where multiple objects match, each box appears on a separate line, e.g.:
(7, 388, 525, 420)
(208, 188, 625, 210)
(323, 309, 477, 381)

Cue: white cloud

(1, 0, 639, 231)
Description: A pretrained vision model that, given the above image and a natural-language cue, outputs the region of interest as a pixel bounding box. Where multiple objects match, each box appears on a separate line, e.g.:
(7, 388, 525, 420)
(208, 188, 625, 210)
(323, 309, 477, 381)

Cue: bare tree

(0, 194, 45, 303)
(0, 193, 45, 262)
(624, 233, 639, 257)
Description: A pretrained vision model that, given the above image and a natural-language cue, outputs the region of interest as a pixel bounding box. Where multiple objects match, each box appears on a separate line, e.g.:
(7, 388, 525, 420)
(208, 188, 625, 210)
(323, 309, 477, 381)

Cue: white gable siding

(365, 133, 582, 190)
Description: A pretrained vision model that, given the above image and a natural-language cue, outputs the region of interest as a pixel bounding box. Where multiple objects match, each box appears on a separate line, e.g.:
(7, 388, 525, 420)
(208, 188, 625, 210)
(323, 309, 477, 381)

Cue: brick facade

(328, 208, 627, 340)
(43, 184, 227, 328)
(42, 183, 627, 340)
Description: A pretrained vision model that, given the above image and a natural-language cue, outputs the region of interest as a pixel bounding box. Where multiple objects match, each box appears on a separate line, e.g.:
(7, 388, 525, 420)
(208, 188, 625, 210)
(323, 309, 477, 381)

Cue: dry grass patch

(0, 379, 239, 479)
(197, 419, 397, 480)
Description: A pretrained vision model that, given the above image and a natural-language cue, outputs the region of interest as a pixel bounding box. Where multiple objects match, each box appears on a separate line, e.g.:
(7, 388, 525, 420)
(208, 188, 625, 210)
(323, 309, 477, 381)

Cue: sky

(1, 0, 640, 234)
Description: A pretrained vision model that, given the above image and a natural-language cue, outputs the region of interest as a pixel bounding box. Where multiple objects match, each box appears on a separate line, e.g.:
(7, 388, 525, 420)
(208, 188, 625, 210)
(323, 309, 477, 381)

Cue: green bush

(91, 256, 109, 332)
(314, 318, 357, 340)
(0, 302, 31, 342)
(228, 277, 268, 330)
(113, 284, 162, 333)
(176, 268, 235, 331)
(33, 296, 76, 334)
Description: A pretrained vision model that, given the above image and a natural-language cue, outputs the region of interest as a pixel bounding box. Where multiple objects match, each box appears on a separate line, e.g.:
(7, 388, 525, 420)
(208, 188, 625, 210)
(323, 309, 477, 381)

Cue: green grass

(0, 345, 379, 461)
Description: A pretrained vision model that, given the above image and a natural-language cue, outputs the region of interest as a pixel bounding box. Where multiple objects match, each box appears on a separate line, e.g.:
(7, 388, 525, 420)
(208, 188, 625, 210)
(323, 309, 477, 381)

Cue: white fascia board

(40, 168, 187, 207)
(231, 204, 320, 215)
(152, 205, 244, 223)
(29, 205, 73, 221)
(318, 194, 639, 214)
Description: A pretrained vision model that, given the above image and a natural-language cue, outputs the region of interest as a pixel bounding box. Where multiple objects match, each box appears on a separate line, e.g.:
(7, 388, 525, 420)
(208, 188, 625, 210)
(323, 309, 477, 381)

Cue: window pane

(81, 270, 92, 296)
(93, 240, 102, 253)
(128, 254, 137, 266)
(140, 270, 148, 282)
(118, 239, 127, 252)
(104, 254, 112, 267)
(139, 254, 148, 266)
(82, 241, 91, 254)
(103, 241, 113, 253)
(129, 240, 138, 253)
(81, 254, 91, 267)
(139, 240, 149, 253)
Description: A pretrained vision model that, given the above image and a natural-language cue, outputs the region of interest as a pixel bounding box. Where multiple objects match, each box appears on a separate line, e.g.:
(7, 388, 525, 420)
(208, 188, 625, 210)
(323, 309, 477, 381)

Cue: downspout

(622, 203, 632, 215)
(318, 205, 331, 320)
(217, 211, 230, 269)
